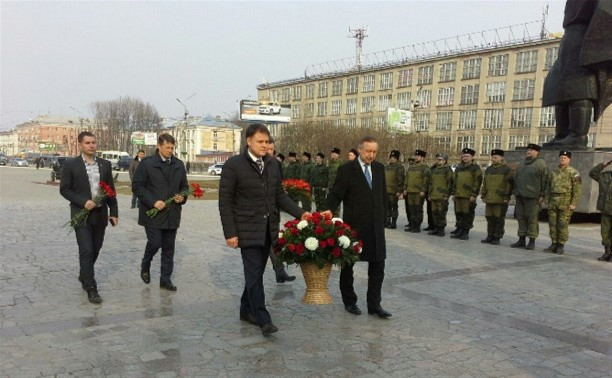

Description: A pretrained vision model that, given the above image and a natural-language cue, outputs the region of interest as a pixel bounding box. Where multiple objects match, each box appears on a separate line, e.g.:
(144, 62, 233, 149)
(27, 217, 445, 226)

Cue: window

(306, 84, 315, 99)
(361, 96, 375, 112)
(418, 65, 434, 85)
(415, 113, 430, 131)
(483, 109, 504, 129)
(331, 100, 342, 115)
(545, 47, 559, 70)
(380, 72, 393, 90)
(516, 50, 538, 73)
(540, 106, 556, 128)
(508, 134, 528, 150)
(346, 98, 357, 114)
(436, 112, 453, 131)
(270, 90, 279, 103)
(363, 75, 375, 92)
(347, 77, 358, 94)
(398, 69, 412, 87)
(213, 142, 218, 150)
(361, 117, 373, 127)
(481, 135, 501, 155)
(460, 85, 479, 104)
(281, 88, 290, 102)
(486, 82, 506, 103)
(456, 136, 475, 150)
(538, 134, 554, 145)
(318, 82, 328, 98)
(459, 110, 477, 130)
(317, 101, 327, 116)
(305, 103, 314, 117)
(292, 105, 300, 119)
(435, 137, 451, 150)
(437, 87, 455, 106)
(416, 89, 432, 107)
(374, 116, 386, 127)
(510, 108, 533, 128)
(462, 58, 482, 79)
(292, 86, 302, 100)
(347, 118, 357, 128)
(513, 79, 535, 100)
(378, 95, 392, 111)
(397, 92, 411, 109)
(488, 54, 509, 76)
(332, 119, 342, 127)
(439, 62, 457, 82)
(332, 80, 343, 96)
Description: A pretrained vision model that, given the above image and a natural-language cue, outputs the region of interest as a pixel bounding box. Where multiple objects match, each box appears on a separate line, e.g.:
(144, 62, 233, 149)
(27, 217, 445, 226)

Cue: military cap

(527, 143, 542, 152)
(302, 152, 311, 159)
(389, 150, 401, 159)
(349, 148, 358, 155)
(288, 152, 297, 157)
(491, 149, 504, 156)
(461, 148, 476, 156)
(435, 153, 449, 161)
(316, 152, 325, 159)
(277, 153, 285, 161)
(415, 149, 427, 157)
(331, 147, 341, 154)
(559, 150, 572, 158)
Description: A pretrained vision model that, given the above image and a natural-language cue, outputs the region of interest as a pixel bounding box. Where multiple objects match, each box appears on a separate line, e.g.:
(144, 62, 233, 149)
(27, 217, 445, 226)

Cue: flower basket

(282, 179, 312, 201)
(300, 262, 332, 304)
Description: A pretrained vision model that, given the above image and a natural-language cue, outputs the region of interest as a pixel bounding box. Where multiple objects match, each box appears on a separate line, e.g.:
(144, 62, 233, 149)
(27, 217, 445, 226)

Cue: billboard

(131, 132, 158, 146)
(240, 100, 291, 123)
(387, 108, 412, 133)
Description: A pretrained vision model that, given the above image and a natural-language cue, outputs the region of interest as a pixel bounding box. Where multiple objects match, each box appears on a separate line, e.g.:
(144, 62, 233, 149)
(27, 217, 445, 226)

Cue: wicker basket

(300, 262, 333, 304)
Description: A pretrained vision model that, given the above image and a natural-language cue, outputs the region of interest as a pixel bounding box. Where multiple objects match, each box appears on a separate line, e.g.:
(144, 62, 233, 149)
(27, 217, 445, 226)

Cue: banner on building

(387, 108, 412, 132)
(131, 132, 158, 146)
(240, 100, 291, 123)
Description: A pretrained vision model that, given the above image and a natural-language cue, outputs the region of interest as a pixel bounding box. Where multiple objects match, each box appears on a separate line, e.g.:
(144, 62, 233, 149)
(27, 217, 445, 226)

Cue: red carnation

(324, 212, 332, 220)
(313, 218, 321, 225)
(351, 230, 359, 237)
(291, 228, 299, 235)
(336, 230, 344, 237)
(284, 221, 294, 228)
(314, 226, 324, 235)
(288, 244, 296, 252)
(278, 237, 286, 246)
(358, 240, 363, 247)
(332, 247, 341, 258)
(353, 245, 361, 253)
(312, 212, 322, 220)
(319, 240, 328, 248)
(343, 223, 351, 229)
(325, 220, 332, 226)
(326, 237, 335, 246)
(334, 221, 343, 228)
(296, 243, 305, 255)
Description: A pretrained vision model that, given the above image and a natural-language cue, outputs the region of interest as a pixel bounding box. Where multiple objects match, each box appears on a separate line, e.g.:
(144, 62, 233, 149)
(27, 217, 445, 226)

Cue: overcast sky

(1, 0, 565, 130)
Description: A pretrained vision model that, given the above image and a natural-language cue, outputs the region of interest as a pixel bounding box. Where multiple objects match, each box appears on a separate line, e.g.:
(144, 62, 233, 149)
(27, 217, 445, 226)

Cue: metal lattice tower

(348, 27, 368, 71)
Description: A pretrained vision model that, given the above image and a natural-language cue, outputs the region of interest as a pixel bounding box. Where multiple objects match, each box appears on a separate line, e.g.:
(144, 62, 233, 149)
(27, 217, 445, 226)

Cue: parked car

(0, 155, 7, 165)
(207, 163, 224, 175)
(114, 156, 132, 171)
(10, 158, 28, 167)
(258, 102, 281, 115)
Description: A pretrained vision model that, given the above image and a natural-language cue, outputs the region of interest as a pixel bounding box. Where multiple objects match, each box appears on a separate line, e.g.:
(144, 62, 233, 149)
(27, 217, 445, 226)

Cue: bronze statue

(542, 0, 612, 149)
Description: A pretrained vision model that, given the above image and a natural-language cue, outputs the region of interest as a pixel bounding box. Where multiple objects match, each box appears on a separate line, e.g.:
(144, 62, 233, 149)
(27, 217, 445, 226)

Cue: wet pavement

(1, 166, 611, 377)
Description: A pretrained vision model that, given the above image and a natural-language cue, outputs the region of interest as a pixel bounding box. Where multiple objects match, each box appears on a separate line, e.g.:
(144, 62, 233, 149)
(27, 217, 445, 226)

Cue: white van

(97, 151, 130, 167)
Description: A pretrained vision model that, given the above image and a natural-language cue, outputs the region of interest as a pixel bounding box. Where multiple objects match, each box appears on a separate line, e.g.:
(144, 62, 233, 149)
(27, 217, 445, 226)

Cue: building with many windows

(257, 33, 611, 159)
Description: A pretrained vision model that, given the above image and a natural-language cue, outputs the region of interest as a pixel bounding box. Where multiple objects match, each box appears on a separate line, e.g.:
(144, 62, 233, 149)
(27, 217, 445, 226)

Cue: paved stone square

(0, 166, 610, 377)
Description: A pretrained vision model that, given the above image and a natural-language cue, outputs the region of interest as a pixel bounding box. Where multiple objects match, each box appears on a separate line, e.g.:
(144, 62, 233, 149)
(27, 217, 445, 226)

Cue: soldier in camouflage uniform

(327, 148, 342, 217)
(590, 159, 612, 261)
(299, 152, 315, 212)
(284, 152, 301, 205)
(404, 150, 431, 233)
(544, 151, 582, 255)
(480, 149, 514, 245)
(385, 150, 405, 229)
(427, 153, 454, 237)
(450, 148, 482, 240)
(423, 161, 437, 232)
(310, 152, 329, 211)
(512, 144, 549, 250)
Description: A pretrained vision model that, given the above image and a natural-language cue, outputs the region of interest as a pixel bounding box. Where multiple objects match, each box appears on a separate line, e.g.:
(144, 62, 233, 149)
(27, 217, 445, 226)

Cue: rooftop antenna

(348, 26, 368, 71)
(540, 4, 549, 39)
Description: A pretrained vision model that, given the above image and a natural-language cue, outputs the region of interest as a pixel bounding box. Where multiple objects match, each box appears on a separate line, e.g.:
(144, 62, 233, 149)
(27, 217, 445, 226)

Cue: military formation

(273, 143, 610, 262)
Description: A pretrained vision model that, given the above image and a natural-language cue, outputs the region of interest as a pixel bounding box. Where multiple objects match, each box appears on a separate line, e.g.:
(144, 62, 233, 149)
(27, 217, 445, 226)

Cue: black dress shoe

(141, 270, 150, 284)
(261, 323, 278, 336)
(87, 290, 102, 304)
(240, 313, 257, 325)
(276, 275, 296, 283)
(368, 306, 392, 318)
(489, 238, 501, 245)
(423, 225, 435, 231)
(344, 304, 362, 315)
(160, 281, 177, 291)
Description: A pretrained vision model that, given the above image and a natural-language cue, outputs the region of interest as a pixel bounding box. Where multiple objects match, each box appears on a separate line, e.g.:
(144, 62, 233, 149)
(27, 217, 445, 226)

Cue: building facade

(257, 36, 611, 159)
(0, 129, 19, 156)
(14, 115, 91, 156)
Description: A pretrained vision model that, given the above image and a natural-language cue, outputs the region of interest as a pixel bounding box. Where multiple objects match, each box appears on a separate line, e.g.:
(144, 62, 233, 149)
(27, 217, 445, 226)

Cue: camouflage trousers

(515, 196, 540, 239)
(406, 193, 425, 227)
(300, 192, 312, 212)
(485, 203, 509, 238)
(454, 198, 476, 230)
(548, 196, 573, 244)
(312, 187, 327, 211)
(386, 193, 399, 219)
(430, 200, 449, 228)
(602, 213, 612, 247)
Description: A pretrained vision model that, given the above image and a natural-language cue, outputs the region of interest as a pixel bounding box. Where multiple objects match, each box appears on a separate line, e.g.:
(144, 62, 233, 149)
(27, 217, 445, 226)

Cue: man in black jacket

(60, 131, 118, 304)
(322, 136, 391, 319)
(132, 134, 188, 292)
(219, 124, 310, 336)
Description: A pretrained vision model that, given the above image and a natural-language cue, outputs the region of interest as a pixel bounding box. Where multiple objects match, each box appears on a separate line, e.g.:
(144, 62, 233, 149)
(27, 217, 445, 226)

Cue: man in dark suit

(132, 133, 188, 292)
(322, 136, 391, 318)
(219, 124, 310, 336)
(60, 131, 118, 304)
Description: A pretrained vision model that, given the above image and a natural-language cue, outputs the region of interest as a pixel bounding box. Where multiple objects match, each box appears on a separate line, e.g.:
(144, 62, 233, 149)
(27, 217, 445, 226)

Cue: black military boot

(459, 230, 469, 240)
(490, 237, 500, 245)
(450, 228, 460, 235)
(511, 237, 526, 248)
(436, 228, 445, 237)
(553, 100, 592, 149)
(543, 243, 557, 253)
(597, 246, 611, 261)
(423, 225, 435, 231)
(555, 244, 565, 255)
(428, 227, 439, 235)
(390, 217, 398, 229)
(450, 229, 464, 239)
(481, 235, 494, 244)
(525, 238, 536, 250)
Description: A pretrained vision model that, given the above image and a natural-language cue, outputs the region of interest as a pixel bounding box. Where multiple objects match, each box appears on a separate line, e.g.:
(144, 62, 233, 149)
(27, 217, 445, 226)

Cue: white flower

(278, 232, 284, 239)
(338, 235, 351, 249)
(305, 237, 319, 251)
(297, 220, 309, 230)
(331, 217, 343, 224)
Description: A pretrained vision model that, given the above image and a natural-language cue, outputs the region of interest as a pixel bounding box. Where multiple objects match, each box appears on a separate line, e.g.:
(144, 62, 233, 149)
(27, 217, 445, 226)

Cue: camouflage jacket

(405, 162, 431, 194)
(514, 156, 549, 199)
(284, 161, 301, 179)
(546, 165, 582, 207)
(327, 159, 342, 188)
(429, 164, 454, 201)
(452, 162, 483, 199)
(385, 162, 405, 194)
(300, 161, 315, 183)
(589, 163, 612, 214)
(310, 163, 329, 188)
(481, 163, 514, 204)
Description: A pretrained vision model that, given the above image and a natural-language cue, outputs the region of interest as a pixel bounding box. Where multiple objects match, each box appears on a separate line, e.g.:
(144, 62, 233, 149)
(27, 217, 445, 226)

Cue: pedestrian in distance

(480, 149, 514, 245)
(59, 131, 118, 304)
(219, 124, 310, 336)
(404, 150, 431, 233)
(347, 149, 358, 162)
(450, 148, 482, 241)
(129, 150, 145, 209)
(589, 158, 612, 261)
(132, 133, 189, 292)
(427, 153, 454, 237)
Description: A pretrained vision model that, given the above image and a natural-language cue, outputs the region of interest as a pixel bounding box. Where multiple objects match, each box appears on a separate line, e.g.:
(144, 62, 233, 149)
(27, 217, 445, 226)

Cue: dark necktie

(364, 164, 372, 188)
(256, 159, 264, 174)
